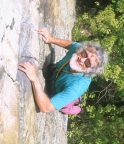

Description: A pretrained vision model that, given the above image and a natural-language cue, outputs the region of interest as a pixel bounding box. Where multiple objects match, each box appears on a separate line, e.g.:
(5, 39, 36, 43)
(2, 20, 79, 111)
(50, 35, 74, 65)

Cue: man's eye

(81, 51, 87, 58)
(85, 59, 91, 67)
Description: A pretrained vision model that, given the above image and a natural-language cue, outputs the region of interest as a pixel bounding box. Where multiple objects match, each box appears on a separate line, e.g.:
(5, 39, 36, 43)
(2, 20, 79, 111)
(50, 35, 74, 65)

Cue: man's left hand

(19, 62, 38, 82)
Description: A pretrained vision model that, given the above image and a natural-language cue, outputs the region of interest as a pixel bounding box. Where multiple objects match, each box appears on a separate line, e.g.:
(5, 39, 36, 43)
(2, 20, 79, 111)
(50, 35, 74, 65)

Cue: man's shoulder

(68, 42, 82, 51)
(64, 74, 91, 87)
(73, 74, 91, 83)
(69, 74, 91, 90)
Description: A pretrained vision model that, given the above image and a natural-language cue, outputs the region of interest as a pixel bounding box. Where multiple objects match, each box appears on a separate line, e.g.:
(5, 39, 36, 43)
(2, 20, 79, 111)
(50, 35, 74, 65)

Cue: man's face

(70, 47, 99, 72)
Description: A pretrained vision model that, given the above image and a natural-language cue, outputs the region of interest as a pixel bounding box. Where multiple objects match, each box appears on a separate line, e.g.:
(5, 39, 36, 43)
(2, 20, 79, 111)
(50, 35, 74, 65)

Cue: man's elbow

(40, 109, 54, 113)
(39, 105, 55, 113)
(40, 109, 49, 113)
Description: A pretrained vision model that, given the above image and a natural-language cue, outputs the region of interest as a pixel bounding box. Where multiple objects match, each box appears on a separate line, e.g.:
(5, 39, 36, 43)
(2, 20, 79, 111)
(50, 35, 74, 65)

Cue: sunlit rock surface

(0, 0, 75, 143)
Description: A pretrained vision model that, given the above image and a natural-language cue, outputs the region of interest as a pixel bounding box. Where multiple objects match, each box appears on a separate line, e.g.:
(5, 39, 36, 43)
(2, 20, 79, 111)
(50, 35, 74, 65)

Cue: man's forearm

(18, 62, 55, 113)
(51, 37, 72, 49)
(31, 78, 55, 113)
(38, 28, 72, 49)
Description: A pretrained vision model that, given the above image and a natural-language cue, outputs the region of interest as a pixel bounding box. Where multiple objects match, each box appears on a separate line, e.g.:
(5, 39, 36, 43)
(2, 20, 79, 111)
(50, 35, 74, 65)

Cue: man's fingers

(19, 62, 31, 66)
(38, 28, 48, 31)
(38, 28, 49, 35)
(38, 28, 46, 33)
(37, 30, 43, 33)
(30, 62, 34, 66)
(18, 66, 27, 73)
(19, 62, 34, 70)
(42, 36, 47, 43)
(19, 62, 29, 66)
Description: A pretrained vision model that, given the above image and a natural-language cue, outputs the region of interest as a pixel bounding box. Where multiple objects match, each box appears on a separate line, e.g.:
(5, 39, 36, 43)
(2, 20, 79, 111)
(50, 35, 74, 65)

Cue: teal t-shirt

(50, 42, 91, 110)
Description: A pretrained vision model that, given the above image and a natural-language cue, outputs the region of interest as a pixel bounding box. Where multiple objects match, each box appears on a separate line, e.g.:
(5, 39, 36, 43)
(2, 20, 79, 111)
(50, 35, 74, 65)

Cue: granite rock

(0, 0, 75, 143)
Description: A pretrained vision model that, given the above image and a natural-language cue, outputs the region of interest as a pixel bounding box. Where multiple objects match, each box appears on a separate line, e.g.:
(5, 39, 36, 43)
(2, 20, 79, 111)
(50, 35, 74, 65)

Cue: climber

(19, 28, 108, 114)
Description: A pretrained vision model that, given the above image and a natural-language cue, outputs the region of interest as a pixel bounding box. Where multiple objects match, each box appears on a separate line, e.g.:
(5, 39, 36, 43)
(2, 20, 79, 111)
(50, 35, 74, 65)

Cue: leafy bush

(68, 0, 124, 143)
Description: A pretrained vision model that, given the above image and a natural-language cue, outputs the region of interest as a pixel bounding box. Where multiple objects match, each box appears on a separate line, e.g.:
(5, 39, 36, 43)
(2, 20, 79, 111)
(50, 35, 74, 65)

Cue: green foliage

(72, 0, 124, 94)
(68, 94, 124, 144)
(68, 1, 124, 144)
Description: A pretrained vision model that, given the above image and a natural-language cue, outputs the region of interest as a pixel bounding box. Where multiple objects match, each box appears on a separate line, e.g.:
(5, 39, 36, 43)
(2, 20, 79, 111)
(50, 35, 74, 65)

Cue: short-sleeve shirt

(50, 42, 91, 110)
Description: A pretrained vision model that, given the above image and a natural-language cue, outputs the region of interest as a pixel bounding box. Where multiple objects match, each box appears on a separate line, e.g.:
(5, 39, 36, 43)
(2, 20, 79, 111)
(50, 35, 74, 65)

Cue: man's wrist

(50, 36, 55, 44)
(31, 77, 40, 84)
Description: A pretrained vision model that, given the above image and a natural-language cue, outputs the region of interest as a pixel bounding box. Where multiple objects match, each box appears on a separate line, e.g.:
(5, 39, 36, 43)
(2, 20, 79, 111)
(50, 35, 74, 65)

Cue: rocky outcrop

(0, 0, 75, 144)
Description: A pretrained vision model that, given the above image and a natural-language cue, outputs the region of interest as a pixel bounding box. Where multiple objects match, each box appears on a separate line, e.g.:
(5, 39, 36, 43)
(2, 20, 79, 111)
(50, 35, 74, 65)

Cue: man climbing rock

(19, 28, 108, 114)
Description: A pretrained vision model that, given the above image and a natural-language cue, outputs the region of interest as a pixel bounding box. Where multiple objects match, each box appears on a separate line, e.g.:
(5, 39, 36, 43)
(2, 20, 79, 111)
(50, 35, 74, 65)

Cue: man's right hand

(38, 28, 53, 44)
(38, 27, 72, 49)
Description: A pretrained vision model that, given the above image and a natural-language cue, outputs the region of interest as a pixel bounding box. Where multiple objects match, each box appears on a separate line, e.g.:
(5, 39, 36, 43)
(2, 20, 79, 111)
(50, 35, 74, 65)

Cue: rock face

(0, 0, 75, 144)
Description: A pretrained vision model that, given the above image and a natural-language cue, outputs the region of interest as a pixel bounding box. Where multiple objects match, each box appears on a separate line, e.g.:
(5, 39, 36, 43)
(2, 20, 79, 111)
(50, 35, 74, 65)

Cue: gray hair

(76, 41, 108, 77)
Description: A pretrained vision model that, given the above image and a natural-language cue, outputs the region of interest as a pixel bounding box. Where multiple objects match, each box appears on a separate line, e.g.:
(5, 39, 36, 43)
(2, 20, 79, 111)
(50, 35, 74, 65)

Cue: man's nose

(80, 57, 87, 62)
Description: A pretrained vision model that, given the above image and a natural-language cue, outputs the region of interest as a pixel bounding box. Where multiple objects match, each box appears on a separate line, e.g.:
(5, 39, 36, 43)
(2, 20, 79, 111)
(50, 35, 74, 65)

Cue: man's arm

(38, 28, 72, 49)
(19, 62, 55, 113)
